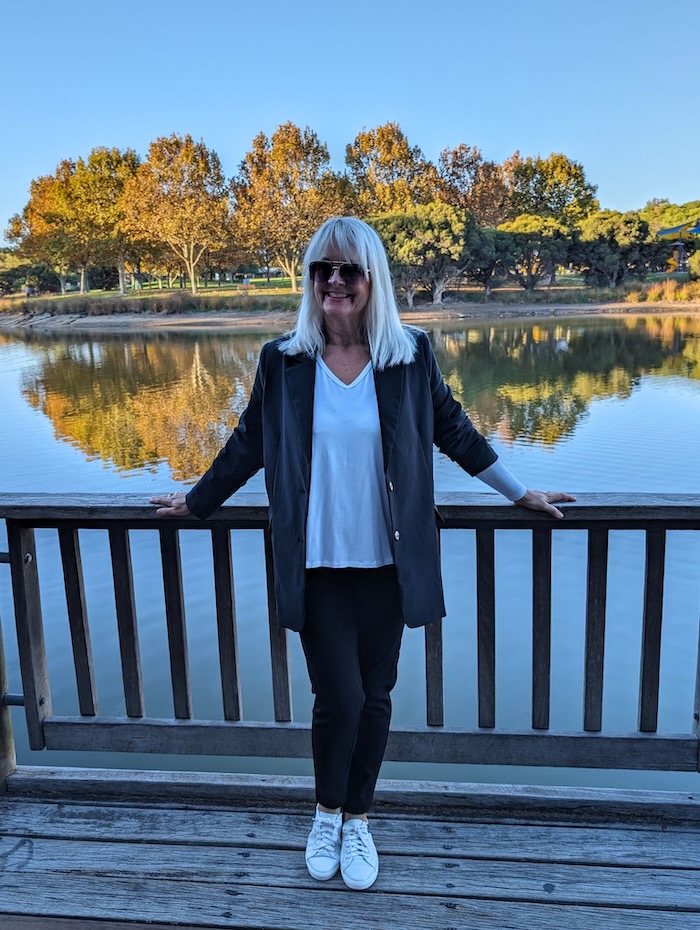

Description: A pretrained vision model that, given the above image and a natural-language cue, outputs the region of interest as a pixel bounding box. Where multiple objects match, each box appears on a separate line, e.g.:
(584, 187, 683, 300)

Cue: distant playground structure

(657, 218, 700, 272)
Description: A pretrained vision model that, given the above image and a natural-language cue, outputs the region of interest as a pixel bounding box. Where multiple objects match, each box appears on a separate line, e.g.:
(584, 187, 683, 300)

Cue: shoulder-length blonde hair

(278, 216, 416, 369)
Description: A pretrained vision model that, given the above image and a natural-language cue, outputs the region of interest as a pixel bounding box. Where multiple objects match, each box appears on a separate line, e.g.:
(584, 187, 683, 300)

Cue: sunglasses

(308, 260, 368, 287)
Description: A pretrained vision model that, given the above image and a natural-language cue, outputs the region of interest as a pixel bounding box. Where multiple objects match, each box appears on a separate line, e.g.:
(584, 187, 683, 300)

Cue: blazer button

(388, 481, 394, 492)
(394, 530, 400, 541)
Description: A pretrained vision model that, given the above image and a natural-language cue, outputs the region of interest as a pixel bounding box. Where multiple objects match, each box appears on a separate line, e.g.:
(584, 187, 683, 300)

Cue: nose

(328, 266, 344, 285)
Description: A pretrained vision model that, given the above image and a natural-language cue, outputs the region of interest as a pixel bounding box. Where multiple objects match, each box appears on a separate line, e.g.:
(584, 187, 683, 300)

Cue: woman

(151, 216, 574, 891)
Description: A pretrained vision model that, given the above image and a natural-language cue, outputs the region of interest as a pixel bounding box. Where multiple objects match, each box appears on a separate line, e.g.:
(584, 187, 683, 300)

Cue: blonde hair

(278, 216, 416, 369)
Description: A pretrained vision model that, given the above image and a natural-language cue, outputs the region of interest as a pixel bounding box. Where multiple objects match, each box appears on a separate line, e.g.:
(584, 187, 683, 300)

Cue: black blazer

(186, 329, 497, 631)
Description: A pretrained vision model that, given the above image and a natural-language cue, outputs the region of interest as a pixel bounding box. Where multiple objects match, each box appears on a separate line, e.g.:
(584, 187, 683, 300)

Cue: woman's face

(312, 248, 371, 331)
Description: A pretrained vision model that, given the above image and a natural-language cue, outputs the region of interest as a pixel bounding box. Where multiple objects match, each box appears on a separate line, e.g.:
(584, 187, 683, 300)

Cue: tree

(466, 227, 512, 297)
(71, 147, 141, 295)
(6, 166, 78, 294)
(639, 199, 700, 235)
(233, 123, 352, 292)
(374, 202, 476, 305)
(504, 152, 598, 225)
(498, 214, 570, 290)
(436, 145, 511, 226)
(122, 134, 229, 295)
(574, 211, 655, 286)
(345, 122, 436, 216)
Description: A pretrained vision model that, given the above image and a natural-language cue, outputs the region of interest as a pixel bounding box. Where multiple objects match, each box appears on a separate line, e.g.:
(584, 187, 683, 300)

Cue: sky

(3, 0, 699, 244)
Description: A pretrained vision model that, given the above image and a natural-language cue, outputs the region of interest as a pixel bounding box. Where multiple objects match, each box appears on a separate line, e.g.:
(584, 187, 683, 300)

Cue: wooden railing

(1, 492, 700, 786)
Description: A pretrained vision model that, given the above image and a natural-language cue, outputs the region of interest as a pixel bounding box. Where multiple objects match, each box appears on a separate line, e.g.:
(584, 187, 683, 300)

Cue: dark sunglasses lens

(310, 262, 331, 283)
(310, 262, 364, 285)
(340, 264, 364, 285)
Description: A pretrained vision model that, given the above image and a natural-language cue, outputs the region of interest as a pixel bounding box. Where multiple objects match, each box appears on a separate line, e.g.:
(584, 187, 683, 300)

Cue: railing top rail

(0, 492, 700, 528)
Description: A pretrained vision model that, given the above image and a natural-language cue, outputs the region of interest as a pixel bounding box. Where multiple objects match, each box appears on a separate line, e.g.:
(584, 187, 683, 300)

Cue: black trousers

(300, 566, 404, 813)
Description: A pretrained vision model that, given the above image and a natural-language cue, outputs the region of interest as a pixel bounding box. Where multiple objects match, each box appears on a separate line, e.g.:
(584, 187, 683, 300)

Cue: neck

(323, 322, 367, 349)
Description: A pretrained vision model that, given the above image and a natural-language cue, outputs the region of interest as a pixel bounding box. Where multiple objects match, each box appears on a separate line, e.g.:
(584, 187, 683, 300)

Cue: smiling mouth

(326, 292, 350, 299)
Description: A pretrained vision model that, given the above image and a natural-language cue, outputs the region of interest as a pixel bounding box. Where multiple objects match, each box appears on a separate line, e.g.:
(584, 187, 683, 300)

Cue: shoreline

(0, 300, 698, 333)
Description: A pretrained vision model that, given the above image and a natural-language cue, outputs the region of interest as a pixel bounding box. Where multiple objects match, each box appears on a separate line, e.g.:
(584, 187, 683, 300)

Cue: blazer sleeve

(185, 343, 267, 519)
(420, 331, 497, 476)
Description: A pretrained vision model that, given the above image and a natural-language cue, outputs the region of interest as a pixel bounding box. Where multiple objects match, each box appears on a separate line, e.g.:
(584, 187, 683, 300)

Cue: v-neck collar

(317, 356, 372, 389)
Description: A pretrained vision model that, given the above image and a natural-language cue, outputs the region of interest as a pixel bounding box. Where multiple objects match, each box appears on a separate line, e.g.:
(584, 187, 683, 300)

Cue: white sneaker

(340, 819, 379, 890)
(305, 806, 342, 881)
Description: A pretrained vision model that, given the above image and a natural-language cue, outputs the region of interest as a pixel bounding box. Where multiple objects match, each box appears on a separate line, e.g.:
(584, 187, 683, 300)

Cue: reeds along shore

(2, 277, 700, 322)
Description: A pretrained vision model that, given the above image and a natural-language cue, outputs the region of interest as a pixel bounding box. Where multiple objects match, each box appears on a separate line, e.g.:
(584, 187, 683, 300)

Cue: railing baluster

(108, 528, 144, 718)
(7, 522, 51, 749)
(426, 527, 444, 726)
(532, 529, 552, 730)
(159, 528, 192, 720)
(0, 605, 16, 790)
(476, 528, 496, 728)
(693, 610, 700, 772)
(264, 529, 291, 723)
(584, 529, 608, 732)
(425, 618, 444, 727)
(638, 529, 666, 733)
(211, 528, 241, 721)
(58, 528, 97, 716)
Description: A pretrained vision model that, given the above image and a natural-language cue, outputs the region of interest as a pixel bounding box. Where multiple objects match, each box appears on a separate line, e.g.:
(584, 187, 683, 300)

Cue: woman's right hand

(150, 491, 192, 517)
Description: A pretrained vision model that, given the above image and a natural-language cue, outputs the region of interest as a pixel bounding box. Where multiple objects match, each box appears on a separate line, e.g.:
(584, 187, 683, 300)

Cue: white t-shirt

(305, 358, 394, 569)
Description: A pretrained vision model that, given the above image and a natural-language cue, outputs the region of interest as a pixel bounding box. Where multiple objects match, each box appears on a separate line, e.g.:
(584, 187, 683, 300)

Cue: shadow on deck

(2, 768, 700, 929)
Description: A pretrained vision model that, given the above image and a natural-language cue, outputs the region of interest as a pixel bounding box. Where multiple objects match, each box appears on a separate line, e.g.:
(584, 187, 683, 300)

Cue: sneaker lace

(310, 818, 339, 856)
(344, 824, 371, 862)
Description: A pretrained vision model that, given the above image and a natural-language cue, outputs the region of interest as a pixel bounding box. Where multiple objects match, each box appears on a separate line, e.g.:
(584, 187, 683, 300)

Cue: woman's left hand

(515, 489, 576, 520)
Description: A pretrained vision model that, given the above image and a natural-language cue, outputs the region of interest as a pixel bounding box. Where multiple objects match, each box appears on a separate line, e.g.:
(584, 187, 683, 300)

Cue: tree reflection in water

(15, 332, 270, 480)
(432, 316, 700, 446)
(8, 315, 700, 475)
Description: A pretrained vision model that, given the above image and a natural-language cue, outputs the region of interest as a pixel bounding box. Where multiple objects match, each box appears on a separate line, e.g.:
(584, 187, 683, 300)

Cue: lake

(1, 313, 699, 791)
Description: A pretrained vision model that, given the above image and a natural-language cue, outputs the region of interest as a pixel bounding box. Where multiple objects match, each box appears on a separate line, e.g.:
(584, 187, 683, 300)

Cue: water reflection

(8, 315, 700, 474)
(13, 332, 271, 480)
(432, 316, 700, 446)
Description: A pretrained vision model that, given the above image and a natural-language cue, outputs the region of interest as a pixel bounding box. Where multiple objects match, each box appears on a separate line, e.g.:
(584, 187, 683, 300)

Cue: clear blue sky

(3, 0, 698, 244)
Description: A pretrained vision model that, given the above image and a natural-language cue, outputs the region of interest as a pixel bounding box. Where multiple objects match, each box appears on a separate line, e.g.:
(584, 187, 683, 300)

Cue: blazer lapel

(374, 363, 405, 470)
(284, 353, 315, 463)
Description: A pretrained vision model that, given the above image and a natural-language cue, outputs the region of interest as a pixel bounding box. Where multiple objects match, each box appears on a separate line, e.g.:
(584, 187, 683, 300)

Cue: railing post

(0, 607, 17, 792)
(8, 522, 51, 749)
(694, 612, 700, 773)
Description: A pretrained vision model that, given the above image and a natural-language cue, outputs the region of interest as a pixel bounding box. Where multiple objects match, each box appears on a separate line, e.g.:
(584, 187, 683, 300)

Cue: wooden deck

(2, 768, 700, 929)
(2, 494, 700, 926)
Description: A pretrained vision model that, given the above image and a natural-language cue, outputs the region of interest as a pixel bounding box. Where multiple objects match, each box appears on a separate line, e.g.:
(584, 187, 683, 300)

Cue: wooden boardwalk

(1, 768, 700, 929)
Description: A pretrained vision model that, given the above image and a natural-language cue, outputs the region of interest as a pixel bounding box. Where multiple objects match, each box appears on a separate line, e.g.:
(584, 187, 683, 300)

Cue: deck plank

(2, 872, 700, 930)
(0, 834, 699, 909)
(2, 799, 700, 868)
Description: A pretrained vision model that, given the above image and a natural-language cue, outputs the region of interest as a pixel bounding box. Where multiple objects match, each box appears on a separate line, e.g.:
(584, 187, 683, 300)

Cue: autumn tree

(504, 152, 598, 225)
(122, 134, 229, 296)
(6, 165, 80, 293)
(436, 145, 510, 226)
(345, 122, 436, 216)
(70, 147, 141, 295)
(232, 123, 352, 292)
(498, 214, 570, 290)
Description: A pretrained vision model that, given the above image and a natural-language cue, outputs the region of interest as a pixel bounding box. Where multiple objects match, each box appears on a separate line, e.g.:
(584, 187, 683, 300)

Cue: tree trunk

(57, 273, 67, 295)
(279, 254, 298, 292)
(188, 260, 198, 296)
(484, 282, 492, 299)
(432, 278, 449, 305)
(79, 266, 89, 294)
(117, 257, 127, 296)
